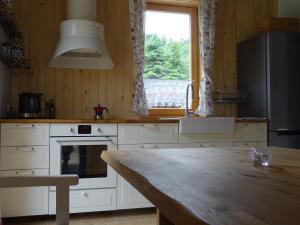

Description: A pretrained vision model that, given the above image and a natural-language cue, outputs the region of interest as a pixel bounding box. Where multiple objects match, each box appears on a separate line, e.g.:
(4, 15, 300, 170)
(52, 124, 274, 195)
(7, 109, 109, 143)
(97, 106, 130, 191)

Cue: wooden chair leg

(157, 209, 175, 225)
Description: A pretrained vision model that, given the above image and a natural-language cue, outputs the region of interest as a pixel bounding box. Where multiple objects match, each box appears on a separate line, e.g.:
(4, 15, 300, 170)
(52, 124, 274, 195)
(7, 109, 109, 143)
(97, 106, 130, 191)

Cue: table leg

(157, 209, 175, 225)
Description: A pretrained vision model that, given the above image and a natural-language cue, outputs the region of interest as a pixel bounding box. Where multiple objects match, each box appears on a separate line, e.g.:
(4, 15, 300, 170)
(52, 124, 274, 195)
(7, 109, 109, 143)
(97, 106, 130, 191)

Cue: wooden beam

(157, 209, 175, 225)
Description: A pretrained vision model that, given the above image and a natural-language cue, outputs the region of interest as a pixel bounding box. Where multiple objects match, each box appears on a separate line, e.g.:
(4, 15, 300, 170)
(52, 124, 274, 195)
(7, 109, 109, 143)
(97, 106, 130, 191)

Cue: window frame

(145, 3, 199, 117)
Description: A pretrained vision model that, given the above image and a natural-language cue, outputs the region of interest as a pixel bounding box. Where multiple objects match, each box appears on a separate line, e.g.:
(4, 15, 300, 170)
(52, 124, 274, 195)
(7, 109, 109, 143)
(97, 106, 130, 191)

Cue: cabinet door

(1, 123, 49, 146)
(0, 169, 49, 218)
(117, 175, 153, 210)
(117, 145, 153, 209)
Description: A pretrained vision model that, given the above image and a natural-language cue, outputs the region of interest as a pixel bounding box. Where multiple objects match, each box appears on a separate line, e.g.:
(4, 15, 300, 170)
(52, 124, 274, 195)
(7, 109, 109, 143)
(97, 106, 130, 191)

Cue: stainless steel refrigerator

(237, 31, 300, 149)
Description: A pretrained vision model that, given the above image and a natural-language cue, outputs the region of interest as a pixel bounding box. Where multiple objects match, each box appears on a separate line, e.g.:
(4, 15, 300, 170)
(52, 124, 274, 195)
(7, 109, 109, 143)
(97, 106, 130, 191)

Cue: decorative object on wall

(0, 0, 31, 73)
(129, 0, 148, 116)
(195, 0, 218, 117)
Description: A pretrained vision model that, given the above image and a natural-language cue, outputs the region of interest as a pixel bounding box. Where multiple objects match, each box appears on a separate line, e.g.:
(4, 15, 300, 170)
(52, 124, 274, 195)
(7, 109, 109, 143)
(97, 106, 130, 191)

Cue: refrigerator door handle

(274, 130, 300, 136)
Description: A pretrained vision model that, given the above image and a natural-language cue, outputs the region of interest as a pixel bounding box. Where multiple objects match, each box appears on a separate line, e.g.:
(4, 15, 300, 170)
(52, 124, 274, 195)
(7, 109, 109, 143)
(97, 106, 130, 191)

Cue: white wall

(0, 26, 11, 118)
(278, 0, 300, 18)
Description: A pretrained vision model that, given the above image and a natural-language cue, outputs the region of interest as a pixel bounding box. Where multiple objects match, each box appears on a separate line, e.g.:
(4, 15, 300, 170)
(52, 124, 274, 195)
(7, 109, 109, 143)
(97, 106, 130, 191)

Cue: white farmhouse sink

(179, 117, 235, 134)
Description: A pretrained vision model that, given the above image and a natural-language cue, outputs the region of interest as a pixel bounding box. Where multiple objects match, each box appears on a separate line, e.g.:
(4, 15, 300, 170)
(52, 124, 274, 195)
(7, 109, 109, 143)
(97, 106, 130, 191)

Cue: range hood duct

(49, 0, 114, 70)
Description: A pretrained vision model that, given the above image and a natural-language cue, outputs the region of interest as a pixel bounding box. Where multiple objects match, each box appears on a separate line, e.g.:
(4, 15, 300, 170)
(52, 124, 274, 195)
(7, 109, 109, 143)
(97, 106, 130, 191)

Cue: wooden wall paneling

(89, 70, 99, 118)
(72, 69, 82, 119)
(18, 0, 30, 93)
(218, 0, 237, 116)
(97, 1, 108, 114)
(63, 69, 73, 118)
(37, 0, 47, 96)
(53, 0, 65, 119)
(28, 0, 38, 93)
(98, 72, 108, 109)
(81, 70, 91, 119)
(114, 0, 126, 119)
(44, 0, 58, 104)
(236, 0, 277, 43)
(102, 0, 117, 119)
(120, 0, 136, 119)
(212, 0, 226, 116)
(55, 69, 64, 118)
(10, 0, 21, 110)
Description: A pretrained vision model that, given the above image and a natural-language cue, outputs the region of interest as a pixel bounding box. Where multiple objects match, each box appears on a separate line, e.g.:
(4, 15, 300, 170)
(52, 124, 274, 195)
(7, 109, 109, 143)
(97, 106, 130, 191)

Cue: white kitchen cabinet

(0, 146, 49, 170)
(1, 123, 49, 146)
(49, 188, 116, 214)
(235, 123, 267, 142)
(0, 169, 49, 218)
(118, 123, 178, 144)
(117, 144, 157, 209)
(117, 174, 153, 210)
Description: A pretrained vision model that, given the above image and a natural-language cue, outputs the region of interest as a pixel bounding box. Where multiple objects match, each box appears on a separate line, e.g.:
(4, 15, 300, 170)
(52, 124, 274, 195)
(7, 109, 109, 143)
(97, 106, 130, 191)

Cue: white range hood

(49, 0, 114, 70)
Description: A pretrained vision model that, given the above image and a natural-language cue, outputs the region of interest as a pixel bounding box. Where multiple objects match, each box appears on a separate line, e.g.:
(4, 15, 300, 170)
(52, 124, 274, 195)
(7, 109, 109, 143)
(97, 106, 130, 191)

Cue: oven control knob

(82, 192, 88, 198)
(69, 128, 75, 133)
(96, 127, 102, 133)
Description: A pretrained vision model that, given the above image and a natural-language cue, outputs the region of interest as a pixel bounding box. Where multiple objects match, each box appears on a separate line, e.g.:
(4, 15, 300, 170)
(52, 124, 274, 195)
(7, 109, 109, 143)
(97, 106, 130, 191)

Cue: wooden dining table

(101, 147, 300, 225)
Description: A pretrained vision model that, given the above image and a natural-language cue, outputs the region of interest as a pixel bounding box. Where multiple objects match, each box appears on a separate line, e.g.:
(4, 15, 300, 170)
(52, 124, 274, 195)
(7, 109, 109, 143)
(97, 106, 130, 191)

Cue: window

(144, 4, 199, 116)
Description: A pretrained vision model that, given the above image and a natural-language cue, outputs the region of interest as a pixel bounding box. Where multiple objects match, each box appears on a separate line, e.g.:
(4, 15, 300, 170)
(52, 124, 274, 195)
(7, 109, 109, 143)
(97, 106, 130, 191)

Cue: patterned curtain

(129, 0, 148, 116)
(195, 0, 218, 117)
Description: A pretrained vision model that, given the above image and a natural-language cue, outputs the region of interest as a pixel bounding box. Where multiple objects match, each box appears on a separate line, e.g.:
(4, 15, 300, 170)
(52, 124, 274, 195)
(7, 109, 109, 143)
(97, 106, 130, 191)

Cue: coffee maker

(19, 92, 42, 118)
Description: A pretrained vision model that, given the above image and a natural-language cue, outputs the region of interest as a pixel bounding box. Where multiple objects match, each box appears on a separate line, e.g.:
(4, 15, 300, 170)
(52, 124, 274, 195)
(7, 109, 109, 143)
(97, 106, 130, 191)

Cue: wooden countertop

(102, 147, 300, 225)
(0, 118, 268, 124)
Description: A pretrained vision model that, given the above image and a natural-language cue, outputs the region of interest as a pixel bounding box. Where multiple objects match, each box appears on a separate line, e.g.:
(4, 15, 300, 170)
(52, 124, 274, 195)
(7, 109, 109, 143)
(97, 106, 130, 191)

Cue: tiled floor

(4, 209, 156, 225)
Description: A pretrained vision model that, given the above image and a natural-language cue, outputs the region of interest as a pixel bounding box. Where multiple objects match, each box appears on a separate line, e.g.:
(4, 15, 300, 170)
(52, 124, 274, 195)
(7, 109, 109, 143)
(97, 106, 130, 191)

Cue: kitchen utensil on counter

(18, 92, 42, 118)
(93, 104, 108, 119)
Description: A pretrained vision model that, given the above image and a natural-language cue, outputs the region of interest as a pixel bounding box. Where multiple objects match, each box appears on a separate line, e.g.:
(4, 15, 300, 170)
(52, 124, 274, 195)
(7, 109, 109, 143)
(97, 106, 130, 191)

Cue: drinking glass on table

(249, 147, 272, 167)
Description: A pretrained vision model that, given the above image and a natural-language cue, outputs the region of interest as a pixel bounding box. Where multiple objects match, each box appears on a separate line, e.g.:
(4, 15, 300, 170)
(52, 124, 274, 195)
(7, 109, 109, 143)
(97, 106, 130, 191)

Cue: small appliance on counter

(93, 104, 108, 119)
(19, 92, 42, 118)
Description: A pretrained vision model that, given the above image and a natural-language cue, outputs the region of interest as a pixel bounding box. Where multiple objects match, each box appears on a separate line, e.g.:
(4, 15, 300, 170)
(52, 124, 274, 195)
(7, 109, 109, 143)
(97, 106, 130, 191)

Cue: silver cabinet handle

(16, 147, 35, 152)
(16, 124, 35, 128)
(141, 124, 158, 129)
(57, 138, 113, 143)
(140, 145, 158, 150)
(15, 171, 35, 176)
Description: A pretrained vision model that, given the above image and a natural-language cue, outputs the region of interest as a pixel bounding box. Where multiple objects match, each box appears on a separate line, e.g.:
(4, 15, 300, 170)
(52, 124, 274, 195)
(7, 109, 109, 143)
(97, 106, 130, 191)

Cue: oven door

(50, 136, 117, 190)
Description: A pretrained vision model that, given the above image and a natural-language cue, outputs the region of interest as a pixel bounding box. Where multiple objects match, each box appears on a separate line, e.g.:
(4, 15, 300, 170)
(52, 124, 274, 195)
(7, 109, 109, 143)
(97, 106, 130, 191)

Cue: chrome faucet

(185, 82, 194, 118)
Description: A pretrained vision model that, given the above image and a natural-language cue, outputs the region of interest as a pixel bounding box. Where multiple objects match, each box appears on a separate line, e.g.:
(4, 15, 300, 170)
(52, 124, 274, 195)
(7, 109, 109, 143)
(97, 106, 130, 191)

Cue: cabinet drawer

(0, 169, 49, 218)
(0, 146, 49, 170)
(49, 188, 116, 214)
(50, 124, 117, 137)
(118, 123, 178, 144)
(235, 123, 267, 142)
(235, 142, 267, 148)
(1, 123, 49, 146)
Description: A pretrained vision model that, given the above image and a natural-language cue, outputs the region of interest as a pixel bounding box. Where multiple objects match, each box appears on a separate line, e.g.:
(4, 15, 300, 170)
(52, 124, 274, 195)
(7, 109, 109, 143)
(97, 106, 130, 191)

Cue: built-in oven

(50, 124, 117, 190)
